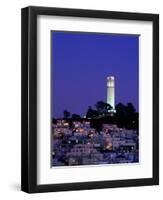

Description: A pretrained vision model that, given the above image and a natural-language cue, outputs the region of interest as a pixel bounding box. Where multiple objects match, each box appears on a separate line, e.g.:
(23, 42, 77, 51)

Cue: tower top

(107, 76, 114, 81)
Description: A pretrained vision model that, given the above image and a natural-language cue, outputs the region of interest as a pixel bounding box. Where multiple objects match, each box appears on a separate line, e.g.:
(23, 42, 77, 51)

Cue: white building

(107, 76, 116, 112)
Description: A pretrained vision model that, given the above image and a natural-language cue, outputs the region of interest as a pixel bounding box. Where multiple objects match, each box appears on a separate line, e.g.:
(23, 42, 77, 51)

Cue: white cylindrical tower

(107, 76, 115, 111)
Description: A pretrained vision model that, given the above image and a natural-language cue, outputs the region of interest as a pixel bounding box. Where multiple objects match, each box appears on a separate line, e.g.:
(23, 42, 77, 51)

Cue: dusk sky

(52, 31, 139, 118)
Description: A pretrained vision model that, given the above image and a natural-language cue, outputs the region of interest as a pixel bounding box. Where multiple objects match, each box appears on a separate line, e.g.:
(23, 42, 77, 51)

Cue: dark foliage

(53, 101, 138, 130)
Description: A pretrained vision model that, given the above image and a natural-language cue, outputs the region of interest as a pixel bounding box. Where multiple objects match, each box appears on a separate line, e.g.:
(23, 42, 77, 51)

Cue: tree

(95, 101, 106, 113)
(105, 103, 113, 112)
(125, 103, 136, 129)
(95, 101, 113, 114)
(63, 110, 71, 119)
(71, 114, 81, 120)
(126, 103, 136, 116)
(115, 102, 137, 129)
(86, 106, 98, 118)
(115, 103, 126, 116)
(115, 103, 126, 128)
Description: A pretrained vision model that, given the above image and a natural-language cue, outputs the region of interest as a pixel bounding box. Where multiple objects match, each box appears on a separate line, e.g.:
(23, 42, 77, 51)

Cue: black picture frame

(21, 6, 159, 193)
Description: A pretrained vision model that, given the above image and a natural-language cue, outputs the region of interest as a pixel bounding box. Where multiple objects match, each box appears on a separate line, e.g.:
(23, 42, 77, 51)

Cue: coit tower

(107, 76, 115, 111)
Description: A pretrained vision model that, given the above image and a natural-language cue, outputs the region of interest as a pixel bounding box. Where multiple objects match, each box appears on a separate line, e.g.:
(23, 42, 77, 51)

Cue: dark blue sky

(52, 31, 139, 118)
